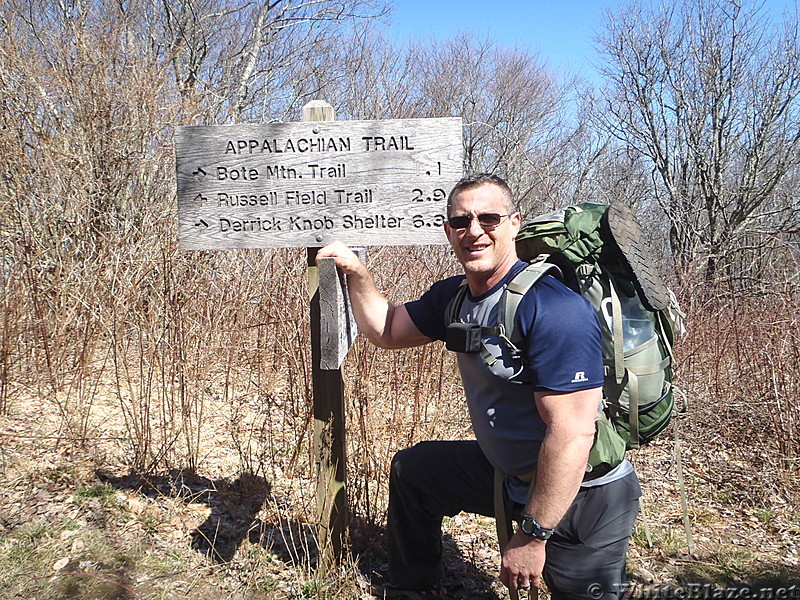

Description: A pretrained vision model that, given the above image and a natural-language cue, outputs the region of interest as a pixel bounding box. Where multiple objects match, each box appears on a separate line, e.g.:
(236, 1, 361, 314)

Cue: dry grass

(2, 245, 800, 598)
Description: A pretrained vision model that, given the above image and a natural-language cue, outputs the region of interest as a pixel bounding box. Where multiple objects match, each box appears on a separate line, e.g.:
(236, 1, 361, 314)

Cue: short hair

(446, 173, 516, 216)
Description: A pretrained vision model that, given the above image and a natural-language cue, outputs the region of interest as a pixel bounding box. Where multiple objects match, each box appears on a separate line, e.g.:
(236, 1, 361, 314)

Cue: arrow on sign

(192, 167, 207, 177)
(195, 219, 209, 228)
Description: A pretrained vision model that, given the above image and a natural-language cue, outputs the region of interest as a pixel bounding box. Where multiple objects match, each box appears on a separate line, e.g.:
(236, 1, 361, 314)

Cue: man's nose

(465, 217, 484, 236)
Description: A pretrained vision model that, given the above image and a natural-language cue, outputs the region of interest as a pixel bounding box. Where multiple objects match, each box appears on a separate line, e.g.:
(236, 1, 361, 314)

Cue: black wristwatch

(519, 514, 554, 540)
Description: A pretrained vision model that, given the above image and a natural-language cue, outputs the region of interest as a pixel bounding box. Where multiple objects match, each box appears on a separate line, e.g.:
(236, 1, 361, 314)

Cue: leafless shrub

(676, 280, 800, 467)
(594, 0, 800, 285)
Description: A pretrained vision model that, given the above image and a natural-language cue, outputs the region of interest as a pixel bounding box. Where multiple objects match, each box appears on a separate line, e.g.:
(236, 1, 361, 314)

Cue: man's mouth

(464, 243, 491, 255)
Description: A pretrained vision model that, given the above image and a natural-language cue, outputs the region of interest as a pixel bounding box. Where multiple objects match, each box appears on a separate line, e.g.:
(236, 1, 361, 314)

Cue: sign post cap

(302, 100, 335, 122)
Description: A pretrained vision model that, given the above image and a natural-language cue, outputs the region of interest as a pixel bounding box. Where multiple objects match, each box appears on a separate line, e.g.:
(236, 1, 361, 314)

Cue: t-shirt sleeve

(404, 275, 465, 342)
(517, 276, 604, 392)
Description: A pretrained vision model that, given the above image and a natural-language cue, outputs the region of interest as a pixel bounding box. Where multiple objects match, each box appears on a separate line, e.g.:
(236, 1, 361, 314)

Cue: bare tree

(409, 33, 581, 214)
(275, 23, 431, 121)
(594, 0, 800, 285)
(282, 29, 585, 214)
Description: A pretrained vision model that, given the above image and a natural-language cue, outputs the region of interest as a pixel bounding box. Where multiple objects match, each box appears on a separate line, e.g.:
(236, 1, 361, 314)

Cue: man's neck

(464, 258, 519, 296)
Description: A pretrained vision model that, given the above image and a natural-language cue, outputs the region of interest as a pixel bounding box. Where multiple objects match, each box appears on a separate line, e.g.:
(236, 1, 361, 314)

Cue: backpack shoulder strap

(445, 258, 560, 329)
(444, 278, 502, 368)
(497, 257, 563, 356)
(444, 258, 561, 371)
(445, 278, 469, 325)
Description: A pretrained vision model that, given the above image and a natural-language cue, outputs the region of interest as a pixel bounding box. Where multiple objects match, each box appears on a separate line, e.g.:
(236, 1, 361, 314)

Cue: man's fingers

(315, 241, 346, 261)
(501, 567, 534, 591)
(516, 576, 534, 591)
(500, 565, 524, 590)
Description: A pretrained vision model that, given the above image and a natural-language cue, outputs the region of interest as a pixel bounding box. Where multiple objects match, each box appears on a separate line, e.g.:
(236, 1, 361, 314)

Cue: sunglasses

(447, 213, 513, 230)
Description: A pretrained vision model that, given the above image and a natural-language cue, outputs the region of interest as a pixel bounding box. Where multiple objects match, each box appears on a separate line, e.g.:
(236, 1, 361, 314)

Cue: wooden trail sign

(176, 117, 462, 250)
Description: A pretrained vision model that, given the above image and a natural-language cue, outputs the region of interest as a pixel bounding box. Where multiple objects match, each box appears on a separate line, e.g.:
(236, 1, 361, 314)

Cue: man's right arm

(316, 241, 432, 349)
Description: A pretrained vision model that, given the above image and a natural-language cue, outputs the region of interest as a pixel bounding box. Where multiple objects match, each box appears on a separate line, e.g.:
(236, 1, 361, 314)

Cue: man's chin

(460, 259, 491, 275)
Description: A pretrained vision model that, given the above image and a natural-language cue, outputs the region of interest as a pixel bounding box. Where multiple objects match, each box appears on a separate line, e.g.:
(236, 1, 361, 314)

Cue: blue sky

(386, 0, 798, 83)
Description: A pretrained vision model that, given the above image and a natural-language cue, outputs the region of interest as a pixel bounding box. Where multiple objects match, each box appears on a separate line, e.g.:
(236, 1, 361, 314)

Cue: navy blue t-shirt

(405, 260, 604, 392)
(403, 261, 604, 490)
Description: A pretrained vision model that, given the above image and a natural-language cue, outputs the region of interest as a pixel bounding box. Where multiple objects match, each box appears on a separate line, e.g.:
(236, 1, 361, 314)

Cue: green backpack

(452, 202, 684, 475)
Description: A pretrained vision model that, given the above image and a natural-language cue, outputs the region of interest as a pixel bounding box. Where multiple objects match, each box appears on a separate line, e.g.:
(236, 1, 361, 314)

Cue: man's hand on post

(314, 241, 431, 350)
(500, 530, 546, 592)
(316, 241, 366, 277)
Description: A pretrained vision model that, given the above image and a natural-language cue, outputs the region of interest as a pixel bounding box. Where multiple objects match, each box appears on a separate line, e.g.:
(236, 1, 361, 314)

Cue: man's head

(446, 173, 516, 217)
(444, 173, 521, 293)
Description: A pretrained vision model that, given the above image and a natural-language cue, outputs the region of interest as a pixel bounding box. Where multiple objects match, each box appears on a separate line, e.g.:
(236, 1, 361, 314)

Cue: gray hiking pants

(388, 440, 641, 599)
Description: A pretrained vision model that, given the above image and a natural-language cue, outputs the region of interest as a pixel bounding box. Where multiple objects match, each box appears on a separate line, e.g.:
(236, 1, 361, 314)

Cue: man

(317, 173, 641, 599)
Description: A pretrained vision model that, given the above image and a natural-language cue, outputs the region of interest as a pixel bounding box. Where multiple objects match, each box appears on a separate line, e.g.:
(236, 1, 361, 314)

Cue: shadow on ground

(98, 469, 272, 563)
(349, 517, 504, 600)
(634, 563, 800, 596)
(97, 470, 505, 598)
(99, 469, 322, 569)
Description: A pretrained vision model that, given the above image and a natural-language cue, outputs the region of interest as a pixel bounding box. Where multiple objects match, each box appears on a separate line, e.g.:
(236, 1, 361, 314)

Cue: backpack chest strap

(445, 260, 562, 376)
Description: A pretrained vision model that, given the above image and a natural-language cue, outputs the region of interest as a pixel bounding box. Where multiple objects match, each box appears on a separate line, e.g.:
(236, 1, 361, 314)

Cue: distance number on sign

(412, 214, 446, 228)
(412, 188, 446, 202)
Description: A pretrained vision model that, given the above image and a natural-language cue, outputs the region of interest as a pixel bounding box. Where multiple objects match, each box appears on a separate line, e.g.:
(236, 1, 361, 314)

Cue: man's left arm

(500, 386, 600, 591)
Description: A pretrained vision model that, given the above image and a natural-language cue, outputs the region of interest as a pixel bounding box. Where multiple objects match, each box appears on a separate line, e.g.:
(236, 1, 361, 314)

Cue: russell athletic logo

(571, 371, 590, 384)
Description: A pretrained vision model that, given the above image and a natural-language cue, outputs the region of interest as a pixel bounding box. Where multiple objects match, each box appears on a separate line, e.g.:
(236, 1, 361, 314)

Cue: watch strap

(520, 514, 554, 540)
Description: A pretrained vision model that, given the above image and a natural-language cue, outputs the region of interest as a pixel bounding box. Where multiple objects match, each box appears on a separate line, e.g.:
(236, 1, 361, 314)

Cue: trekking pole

(674, 413, 695, 554)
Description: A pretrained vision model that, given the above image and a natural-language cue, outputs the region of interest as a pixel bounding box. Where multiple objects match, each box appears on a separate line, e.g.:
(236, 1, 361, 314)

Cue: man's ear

(509, 212, 522, 237)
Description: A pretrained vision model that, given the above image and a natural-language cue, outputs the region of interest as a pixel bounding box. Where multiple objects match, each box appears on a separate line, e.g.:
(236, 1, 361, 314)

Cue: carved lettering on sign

(308, 163, 346, 178)
(361, 136, 415, 151)
(224, 138, 353, 154)
(176, 117, 463, 249)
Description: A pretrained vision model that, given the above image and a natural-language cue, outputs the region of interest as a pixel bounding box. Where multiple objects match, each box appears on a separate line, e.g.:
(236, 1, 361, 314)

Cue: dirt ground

(1, 387, 798, 599)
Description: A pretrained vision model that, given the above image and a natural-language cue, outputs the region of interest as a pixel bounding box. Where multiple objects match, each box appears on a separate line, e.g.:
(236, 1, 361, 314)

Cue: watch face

(521, 519, 534, 534)
(520, 515, 552, 539)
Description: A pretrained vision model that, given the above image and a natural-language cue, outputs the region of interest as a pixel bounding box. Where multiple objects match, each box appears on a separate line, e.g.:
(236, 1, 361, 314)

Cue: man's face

(444, 183, 521, 282)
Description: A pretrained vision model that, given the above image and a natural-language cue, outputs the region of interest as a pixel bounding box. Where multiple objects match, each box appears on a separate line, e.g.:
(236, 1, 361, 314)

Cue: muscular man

(318, 173, 641, 600)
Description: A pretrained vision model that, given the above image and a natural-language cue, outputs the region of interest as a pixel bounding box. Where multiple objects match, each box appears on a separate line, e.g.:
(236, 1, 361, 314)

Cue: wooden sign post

(303, 100, 350, 570)
(175, 104, 462, 567)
